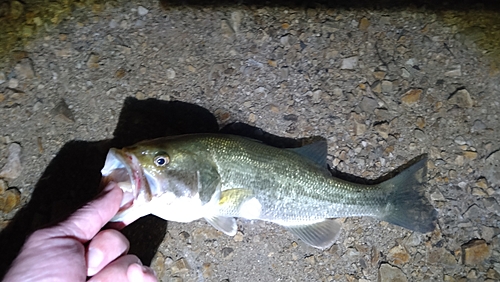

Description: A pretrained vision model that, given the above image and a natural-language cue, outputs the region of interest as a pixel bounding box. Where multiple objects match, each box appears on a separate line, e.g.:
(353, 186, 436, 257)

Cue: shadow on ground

(0, 98, 221, 278)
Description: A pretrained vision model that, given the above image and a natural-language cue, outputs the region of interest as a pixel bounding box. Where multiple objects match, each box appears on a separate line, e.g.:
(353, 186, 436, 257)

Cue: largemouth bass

(101, 134, 437, 249)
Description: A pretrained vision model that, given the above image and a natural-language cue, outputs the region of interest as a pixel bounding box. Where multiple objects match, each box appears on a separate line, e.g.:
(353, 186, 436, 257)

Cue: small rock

(151, 251, 166, 278)
(304, 255, 315, 264)
(454, 136, 466, 145)
(388, 245, 410, 265)
(202, 262, 213, 278)
(381, 80, 393, 93)
(234, 231, 244, 242)
(14, 59, 35, 79)
(358, 97, 378, 113)
(341, 56, 358, 70)
(462, 239, 490, 265)
(484, 197, 500, 215)
(475, 178, 488, 189)
(8, 78, 19, 89)
(414, 129, 426, 141)
(87, 53, 100, 69)
(350, 112, 366, 136)
(280, 35, 290, 46)
(0, 188, 21, 213)
(221, 247, 234, 258)
(311, 90, 322, 104)
(231, 11, 242, 33)
(430, 190, 445, 201)
(481, 226, 496, 242)
(463, 151, 478, 160)
(416, 116, 425, 129)
(378, 263, 407, 282)
(471, 120, 486, 133)
(0, 180, 7, 194)
(401, 89, 422, 105)
(373, 70, 386, 80)
(220, 20, 234, 38)
(0, 72, 5, 84)
(137, 6, 148, 16)
(444, 65, 462, 77)
(171, 258, 190, 274)
(51, 99, 75, 123)
(484, 150, 500, 186)
(374, 122, 390, 139)
(0, 143, 22, 180)
(358, 17, 370, 31)
(401, 68, 411, 78)
(448, 89, 473, 108)
(166, 68, 176, 79)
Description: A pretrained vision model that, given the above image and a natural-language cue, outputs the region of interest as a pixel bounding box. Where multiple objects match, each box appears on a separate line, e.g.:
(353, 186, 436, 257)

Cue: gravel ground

(1, 1, 500, 281)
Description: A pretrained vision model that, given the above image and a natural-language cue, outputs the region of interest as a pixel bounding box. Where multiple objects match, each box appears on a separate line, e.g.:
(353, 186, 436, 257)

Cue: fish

(101, 133, 437, 249)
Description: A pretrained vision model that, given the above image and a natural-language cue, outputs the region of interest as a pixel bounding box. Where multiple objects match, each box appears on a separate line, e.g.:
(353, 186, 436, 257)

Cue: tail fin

(378, 157, 437, 233)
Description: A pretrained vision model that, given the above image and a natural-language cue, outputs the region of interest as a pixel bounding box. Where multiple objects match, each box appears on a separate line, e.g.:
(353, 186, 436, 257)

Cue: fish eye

(154, 155, 169, 167)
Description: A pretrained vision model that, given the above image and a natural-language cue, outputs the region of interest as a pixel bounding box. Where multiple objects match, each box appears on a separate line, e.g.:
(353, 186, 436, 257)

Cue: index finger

(54, 183, 124, 242)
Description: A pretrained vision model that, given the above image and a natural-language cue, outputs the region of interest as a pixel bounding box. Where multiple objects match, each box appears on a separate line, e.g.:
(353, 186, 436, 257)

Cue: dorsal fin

(287, 140, 328, 168)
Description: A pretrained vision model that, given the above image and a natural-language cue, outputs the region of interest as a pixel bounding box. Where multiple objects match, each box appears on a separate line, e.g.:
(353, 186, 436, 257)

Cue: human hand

(3, 183, 158, 282)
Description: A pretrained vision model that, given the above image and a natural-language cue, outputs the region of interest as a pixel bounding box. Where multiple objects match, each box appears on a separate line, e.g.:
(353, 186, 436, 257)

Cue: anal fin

(285, 219, 341, 249)
(205, 216, 237, 236)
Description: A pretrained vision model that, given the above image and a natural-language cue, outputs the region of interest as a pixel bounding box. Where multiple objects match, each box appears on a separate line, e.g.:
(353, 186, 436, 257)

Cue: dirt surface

(1, 1, 500, 281)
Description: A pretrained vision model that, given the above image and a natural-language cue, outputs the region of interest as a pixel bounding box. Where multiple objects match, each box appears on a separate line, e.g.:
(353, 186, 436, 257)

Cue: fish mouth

(101, 148, 152, 221)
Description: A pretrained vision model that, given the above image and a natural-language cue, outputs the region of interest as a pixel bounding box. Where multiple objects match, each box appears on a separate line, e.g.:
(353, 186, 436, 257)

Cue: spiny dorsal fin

(287, 140, 328, 168)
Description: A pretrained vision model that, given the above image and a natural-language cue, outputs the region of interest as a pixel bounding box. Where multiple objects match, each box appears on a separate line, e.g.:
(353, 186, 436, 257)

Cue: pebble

(454, 136, 466, 145)
(341, 56, 358, 70)
(401, 89, 422, 105)
(373, 71, 386, 80)
(484, 150, 500, 186)
(87, 54, 100, 69)
(358, 97, 378, 113)
(381, 80, 393, 93)
(51, 99, 75, 123)
(388, 245, 410, 265)
(14, 60, 35, 79)
(0, 188, 21, 213)
(463, 151, 478, 160)
(448, 89, 473, 108)
(416, 116, 425, 129)
(221, 247, 234, 258)
(462, 239, 490, 265)
(358, 17, 370, 31)
(378, 263, 407, 282)
(8, 78, 19, 89)
(171, 258, 190, 274)
(166, 68, 176, 79)
(231, 11, 243, 33)
(233, 231, 244, 242)
(0, 143, 22, 180)
(137, 6, 149, 16)
(483, 197, 500, 215)
(0, 72, 5, 84)
(470, 120, 486, 133)
(0, 180, 6, 194)
(374, 122, 390, 139)
(444, 65, 462, 77)
(414, 128, 426, 141)
(220, 20, 234, 37)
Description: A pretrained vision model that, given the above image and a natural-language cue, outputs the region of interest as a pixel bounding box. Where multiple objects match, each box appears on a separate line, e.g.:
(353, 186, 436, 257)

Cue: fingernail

(87, 247, 104, 274)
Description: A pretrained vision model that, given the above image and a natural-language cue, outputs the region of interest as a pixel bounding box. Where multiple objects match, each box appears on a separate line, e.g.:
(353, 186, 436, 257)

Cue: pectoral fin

(285, 219, 341, 249)
(205, 216, 237, 236)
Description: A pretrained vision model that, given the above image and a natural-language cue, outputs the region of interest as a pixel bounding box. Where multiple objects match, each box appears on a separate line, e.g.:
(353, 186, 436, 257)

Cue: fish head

(101, 138, 208, 225)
